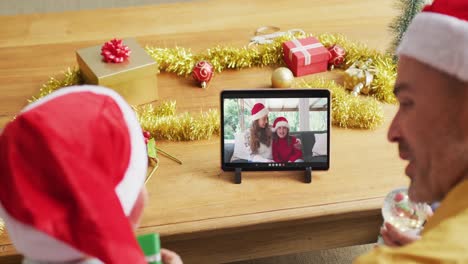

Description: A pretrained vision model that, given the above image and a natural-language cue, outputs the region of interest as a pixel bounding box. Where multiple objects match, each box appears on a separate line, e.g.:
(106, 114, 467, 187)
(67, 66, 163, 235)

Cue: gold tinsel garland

(28, 70, 221, 141)
(29, 68, 82, 103)
(30, 32, 396, 133)
(316, 34, 397, 104)
(145, 37, 286, 75)
(135, 102, 220, 141)
(299, 79, 384, 129)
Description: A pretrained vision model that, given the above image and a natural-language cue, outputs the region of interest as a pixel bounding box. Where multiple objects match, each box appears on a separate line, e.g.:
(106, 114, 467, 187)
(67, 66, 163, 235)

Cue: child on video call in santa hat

(272, 117, 303, 163)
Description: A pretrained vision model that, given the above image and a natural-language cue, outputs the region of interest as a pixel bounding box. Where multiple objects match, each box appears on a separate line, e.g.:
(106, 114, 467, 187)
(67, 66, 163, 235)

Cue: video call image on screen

(223, 97, 328, 165)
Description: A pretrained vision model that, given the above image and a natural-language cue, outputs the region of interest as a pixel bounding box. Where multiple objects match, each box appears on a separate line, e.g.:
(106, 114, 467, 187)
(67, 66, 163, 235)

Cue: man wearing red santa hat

(355, 0, 468, 262)
(0, 85, 182, 264)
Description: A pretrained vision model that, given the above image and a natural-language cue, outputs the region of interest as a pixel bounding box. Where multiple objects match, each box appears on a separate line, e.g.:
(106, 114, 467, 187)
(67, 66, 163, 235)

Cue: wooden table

(0, 0, 407, 263)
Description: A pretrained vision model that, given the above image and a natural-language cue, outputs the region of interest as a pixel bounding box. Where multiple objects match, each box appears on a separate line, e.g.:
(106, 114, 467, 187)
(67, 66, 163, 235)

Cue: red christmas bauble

(327, 44, 346, 68)
(192, 61, 214, 88)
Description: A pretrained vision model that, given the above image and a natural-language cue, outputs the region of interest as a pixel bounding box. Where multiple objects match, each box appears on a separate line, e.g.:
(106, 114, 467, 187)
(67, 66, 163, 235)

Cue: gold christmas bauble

(271, 67, 294, 88)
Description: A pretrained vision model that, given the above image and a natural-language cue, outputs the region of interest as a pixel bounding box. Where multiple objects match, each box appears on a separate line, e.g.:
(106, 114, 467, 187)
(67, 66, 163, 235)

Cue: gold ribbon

(249, 26, 305, 46)
(344, 59, 378, 96)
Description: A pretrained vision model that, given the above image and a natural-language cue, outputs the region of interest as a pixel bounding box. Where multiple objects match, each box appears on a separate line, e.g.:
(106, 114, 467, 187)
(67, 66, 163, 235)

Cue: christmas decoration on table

(327, 44, 346, 69)
(343, 59, 377, 96)
(145, 32, 396, 104)
(77, 38, 159, 105)
(143, 131, 159, 184)
(137, 233, 162, 264)
(142, 129, 183, 183)
(388, 0, 428, 57)
(29, 72, 220, 141)
(382, 188, 430, 233)
(249, 26, 306, 45)
(282, 36, 330, 77)
(100, 38, 131, 63)
(33, 31, 397, 130)
(135, 101, 220, 141)
(271, 67, 294, 88)
(301, 78, 384, 129)
(28, 68, 82, 103)
(317, 34, 397, 104)
(192, 60, 214, 88)
(145, 31, 307, 76)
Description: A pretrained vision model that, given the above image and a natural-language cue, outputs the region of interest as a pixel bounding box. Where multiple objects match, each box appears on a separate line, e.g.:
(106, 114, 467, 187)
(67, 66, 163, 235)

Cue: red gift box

(282, 37, 330, 77)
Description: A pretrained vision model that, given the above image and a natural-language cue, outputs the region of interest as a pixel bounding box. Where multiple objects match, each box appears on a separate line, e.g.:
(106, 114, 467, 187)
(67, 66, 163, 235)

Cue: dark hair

(250, 120, 272, 154)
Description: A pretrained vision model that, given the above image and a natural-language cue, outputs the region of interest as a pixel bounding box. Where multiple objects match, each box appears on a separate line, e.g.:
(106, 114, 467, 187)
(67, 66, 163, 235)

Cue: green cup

(137, 233, 162, 264)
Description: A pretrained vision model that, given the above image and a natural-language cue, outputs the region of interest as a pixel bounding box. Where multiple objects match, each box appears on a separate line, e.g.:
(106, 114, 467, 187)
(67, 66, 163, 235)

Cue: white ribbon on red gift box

(289, 39, 324, 66)
(249, 27, 305, 45)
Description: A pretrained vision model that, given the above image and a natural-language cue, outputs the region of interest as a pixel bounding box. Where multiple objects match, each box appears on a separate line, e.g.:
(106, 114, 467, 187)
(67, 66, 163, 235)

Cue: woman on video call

(248, 103, 274, 162)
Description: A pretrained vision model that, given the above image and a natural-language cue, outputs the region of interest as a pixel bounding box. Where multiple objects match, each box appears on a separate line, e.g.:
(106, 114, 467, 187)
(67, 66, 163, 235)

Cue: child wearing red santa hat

(272, 117, 303, 163)
(0, 85, 182, 264)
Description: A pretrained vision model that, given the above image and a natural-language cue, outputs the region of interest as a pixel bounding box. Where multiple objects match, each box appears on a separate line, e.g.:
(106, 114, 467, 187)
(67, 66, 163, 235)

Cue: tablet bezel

(221, 89, 330, 172)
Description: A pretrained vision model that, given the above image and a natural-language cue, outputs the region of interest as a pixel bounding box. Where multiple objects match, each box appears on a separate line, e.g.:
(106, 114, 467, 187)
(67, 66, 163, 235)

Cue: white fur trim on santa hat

(397, 12, 468, 82)
(0, 203, 85, 262)
(1, 85, 147, 262)
(272, 121, 289, 132)
(250, 107, 269, 121)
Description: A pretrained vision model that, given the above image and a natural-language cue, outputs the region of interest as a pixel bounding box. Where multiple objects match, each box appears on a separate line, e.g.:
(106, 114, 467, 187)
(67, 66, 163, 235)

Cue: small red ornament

(143, 130, 151, 144)
(327, 44, 346, 69)
(101, 39, 131, 63)
(192, 61, 214, 88)
(143, 131, 151, 139)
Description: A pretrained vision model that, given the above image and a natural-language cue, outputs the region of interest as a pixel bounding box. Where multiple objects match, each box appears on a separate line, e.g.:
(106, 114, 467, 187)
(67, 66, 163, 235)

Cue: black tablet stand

(304, 167, 312, 183)
(233, 167, 312, 184)
(234, 168, 242, 184)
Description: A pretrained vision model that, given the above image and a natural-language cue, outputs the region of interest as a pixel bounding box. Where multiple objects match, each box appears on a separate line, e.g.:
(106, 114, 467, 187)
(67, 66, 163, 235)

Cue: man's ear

(128, 187, 148, 230)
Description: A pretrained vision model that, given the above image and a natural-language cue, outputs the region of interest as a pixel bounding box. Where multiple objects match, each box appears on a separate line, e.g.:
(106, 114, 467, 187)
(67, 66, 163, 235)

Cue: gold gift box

(343, 67, 372, 95)
(343, 60, 376, 96)
(76, 38, 158, 105)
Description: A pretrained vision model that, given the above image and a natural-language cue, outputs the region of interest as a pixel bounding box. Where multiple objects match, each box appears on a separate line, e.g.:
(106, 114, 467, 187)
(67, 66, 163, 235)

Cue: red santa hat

(272, 116, 289, 132)
(0, 85, 147, 263)
(250, 103, 269, 121)
(397, 0, 468, 82)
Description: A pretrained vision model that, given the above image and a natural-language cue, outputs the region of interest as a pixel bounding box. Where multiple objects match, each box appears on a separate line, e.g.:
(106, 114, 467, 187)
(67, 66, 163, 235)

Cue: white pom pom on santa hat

(0, 85, 147, 263)
(272, 116, 289, 132)
(397, 0, 468, 82)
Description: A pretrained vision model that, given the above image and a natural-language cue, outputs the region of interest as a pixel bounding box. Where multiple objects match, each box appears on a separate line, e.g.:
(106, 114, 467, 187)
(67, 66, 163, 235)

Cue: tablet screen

(221, 89, 330, 171)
